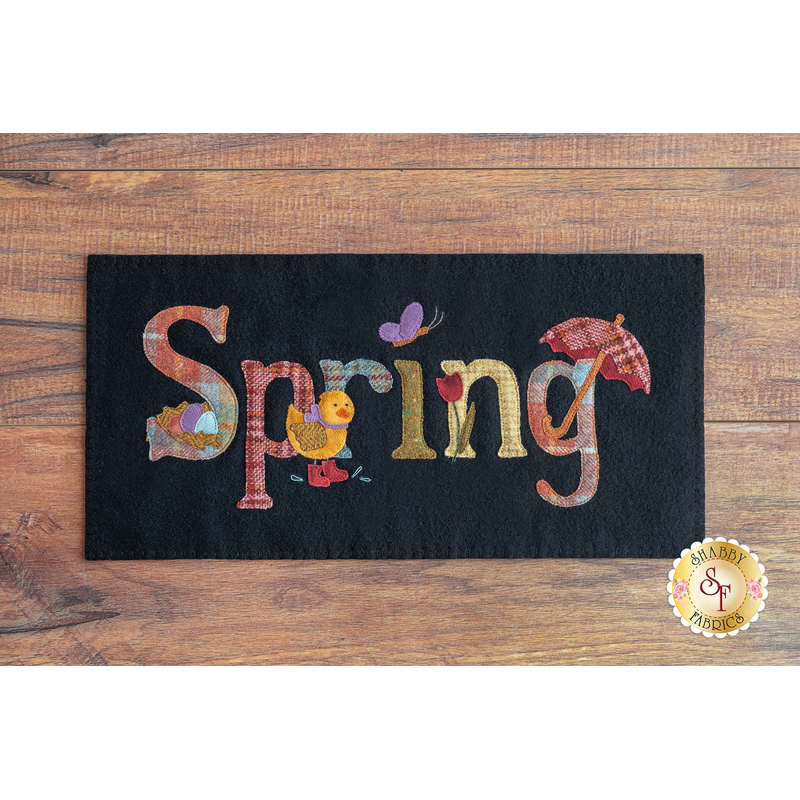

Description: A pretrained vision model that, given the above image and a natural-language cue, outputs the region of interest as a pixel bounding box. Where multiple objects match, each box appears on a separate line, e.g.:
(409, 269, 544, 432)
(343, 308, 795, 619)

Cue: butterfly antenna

(428, 307, 444, 330)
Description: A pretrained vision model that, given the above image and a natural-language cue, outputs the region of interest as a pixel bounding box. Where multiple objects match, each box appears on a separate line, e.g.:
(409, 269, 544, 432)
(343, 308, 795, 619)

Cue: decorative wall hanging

(85, 254, 704, 559)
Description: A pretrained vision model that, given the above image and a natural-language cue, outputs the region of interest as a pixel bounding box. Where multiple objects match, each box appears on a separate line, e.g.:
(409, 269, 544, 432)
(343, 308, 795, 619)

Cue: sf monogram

(700, 567, 731, 612)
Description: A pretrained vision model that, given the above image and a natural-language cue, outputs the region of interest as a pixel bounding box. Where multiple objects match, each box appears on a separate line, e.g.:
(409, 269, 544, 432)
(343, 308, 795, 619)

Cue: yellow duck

(286, 390, 354, 487)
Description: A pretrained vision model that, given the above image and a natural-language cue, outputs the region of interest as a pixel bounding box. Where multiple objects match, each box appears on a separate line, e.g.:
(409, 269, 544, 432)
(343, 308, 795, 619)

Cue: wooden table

(1, 133, 797, 665)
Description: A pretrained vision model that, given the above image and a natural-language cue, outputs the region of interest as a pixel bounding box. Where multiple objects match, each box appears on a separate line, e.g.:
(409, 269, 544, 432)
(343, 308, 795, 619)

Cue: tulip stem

(452, 404, 461, 462)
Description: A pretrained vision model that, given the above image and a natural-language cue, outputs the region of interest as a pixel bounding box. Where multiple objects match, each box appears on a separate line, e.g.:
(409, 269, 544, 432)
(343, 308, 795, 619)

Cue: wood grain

(2, 169, 800, 423)
(4, 134, 800, 170)
(1, 135, 797, 664)
(0, 424, 795, 665)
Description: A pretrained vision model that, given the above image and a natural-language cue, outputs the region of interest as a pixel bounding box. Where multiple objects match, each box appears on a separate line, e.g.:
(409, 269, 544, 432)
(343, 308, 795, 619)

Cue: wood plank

(3, 134, 800, 170)
(0, 423, 795, 665)
(2, 168, 800, 422)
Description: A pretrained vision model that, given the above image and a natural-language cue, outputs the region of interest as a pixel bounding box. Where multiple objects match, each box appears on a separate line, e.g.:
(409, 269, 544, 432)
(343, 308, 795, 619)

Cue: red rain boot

(322, 459, 348, 483)
(307, 464, 330, 487)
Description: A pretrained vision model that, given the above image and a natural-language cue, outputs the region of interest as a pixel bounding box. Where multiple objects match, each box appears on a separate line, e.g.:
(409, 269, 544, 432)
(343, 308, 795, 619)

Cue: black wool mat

(85, 254, 704, 559)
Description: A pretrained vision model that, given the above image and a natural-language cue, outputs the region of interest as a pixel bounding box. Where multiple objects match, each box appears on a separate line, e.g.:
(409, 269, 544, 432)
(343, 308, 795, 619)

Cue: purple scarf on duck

(304, 404, 349, 429)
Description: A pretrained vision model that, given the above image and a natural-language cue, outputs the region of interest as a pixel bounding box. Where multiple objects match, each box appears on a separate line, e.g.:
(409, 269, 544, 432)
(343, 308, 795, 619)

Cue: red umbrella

(539, 314, 651, 439)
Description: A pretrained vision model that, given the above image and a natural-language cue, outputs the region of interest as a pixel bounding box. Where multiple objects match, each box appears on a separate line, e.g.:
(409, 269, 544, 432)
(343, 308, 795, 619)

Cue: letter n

(439, 359, 527, 458)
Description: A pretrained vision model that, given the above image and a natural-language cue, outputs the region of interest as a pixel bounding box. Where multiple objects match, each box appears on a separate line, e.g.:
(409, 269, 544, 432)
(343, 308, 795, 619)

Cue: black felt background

(85, 254, 704, 559)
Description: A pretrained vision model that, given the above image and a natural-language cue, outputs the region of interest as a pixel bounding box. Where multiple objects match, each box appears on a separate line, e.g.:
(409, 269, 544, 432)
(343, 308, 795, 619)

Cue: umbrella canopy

(539, 315, 651, 394)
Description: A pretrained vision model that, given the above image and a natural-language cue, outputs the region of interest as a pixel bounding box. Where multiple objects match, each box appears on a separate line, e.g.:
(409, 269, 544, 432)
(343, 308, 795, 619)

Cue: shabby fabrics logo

(667, 537, 768, 638)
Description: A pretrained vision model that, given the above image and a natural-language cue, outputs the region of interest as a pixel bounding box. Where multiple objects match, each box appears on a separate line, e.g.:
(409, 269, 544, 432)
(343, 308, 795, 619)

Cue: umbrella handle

(542, 352, 606, 439)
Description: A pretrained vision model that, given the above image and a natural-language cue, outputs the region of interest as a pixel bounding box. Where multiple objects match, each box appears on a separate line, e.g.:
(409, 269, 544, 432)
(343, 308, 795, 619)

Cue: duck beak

(336, 408, 350, 419)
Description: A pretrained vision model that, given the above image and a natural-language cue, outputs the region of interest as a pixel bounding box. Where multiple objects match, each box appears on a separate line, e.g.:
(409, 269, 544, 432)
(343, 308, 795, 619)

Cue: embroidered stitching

(289, 421, 328, 452)
(287, 392, 353, 456)
(542, 353, 606, 439)
(436, 372, 465, 462)
(156, 401, 222, 450)
(287, 391, 353, 487)
(528, 359, 599, 507)
(439, 359, 528, 458)
(378, 302, 444, 347)
(539, 314, 651, 395)
(143, 306, 653, 512)
(538, 314, 651, 440)
(320, 359, 393, 394)
(320, 359, 392, 458)
(237, 360, 315, 509)
(143, 305, 238, 462)
(391, 360, 437, 459)
(458, 402, 476, 457)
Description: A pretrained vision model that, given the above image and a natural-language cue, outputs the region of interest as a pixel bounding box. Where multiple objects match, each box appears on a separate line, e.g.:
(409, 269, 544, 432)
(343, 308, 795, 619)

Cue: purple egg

(179, 403, 205, 434)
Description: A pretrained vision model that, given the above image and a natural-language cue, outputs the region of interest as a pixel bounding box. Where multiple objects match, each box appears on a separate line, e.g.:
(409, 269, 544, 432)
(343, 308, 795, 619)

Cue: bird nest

(156, 401, 221, 450)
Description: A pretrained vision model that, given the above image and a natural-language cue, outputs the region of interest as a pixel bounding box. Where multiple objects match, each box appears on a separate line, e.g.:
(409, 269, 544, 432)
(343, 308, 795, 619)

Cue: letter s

(143, 305, 238, 461)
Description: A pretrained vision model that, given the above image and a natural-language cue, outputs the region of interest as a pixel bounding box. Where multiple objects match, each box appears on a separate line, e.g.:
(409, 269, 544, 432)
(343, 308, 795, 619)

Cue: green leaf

(457, 401, 477, 455)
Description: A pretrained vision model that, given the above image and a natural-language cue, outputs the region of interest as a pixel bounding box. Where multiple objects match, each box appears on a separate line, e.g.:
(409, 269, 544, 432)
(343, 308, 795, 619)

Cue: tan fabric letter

(439, 359, 528, 458)
(391, 360, 437, 459)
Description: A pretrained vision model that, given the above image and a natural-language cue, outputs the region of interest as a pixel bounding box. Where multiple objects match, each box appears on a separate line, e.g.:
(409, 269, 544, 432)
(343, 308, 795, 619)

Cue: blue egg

(194, 410, 218, 434)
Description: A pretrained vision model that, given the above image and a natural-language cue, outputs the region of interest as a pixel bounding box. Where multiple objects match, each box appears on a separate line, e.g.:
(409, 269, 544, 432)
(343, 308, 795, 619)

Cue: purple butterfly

(379, 302, 444, 347)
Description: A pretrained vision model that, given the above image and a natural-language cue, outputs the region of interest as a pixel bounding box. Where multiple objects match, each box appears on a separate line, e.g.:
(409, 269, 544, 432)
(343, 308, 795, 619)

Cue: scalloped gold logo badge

(668, 537, 768, 638)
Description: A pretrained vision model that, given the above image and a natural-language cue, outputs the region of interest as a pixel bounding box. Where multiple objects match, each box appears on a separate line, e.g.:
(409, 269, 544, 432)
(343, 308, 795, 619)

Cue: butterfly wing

(398, 302, 424, 340)
(379, 302, 425, 343)
(379, 322, 403, 342)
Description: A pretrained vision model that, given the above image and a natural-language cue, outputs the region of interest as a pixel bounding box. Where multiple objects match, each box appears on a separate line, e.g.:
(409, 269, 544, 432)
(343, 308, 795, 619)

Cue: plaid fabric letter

(143, 305, 238, 462)
(237, 361, 315, 509)
(528, 359, 599, 507)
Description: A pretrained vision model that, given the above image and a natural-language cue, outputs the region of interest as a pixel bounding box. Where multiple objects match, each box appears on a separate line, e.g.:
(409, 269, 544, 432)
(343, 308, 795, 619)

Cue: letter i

(391, 360, 437, 459)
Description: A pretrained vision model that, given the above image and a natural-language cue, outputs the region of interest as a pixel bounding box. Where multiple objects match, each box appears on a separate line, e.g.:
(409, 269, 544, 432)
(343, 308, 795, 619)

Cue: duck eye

(334, 403, 338, 407)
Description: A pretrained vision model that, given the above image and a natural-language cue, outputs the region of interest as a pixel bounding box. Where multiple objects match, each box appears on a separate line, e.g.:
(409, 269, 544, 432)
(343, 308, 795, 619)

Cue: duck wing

(289, 421, 327, 452)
